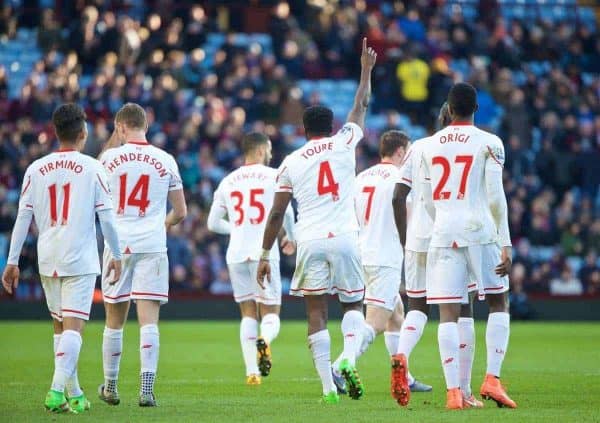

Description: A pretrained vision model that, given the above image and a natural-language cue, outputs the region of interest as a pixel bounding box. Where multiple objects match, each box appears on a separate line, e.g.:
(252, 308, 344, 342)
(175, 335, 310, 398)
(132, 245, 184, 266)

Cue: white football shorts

(228, 260, 282, 306)
(405, 249, 477, 298)
(40, 273, 96, 321)
(102, 250, 169, 305)
(426, 243, 508, 304)
(290, 232, 365, 303)
(363, 265, 401, 311)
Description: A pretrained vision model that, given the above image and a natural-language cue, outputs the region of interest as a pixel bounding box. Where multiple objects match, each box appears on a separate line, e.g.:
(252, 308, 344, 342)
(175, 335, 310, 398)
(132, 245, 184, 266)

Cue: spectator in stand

(396, 46, 430, 124)
(550, 265, 584, 296)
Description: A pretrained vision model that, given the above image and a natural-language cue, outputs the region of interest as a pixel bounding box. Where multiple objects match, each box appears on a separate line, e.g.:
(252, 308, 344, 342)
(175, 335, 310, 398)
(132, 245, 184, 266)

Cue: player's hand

(107, 259, 122, 285)
(281, 236, 296, 256)
(495, 246, 512, 277)
(1, 265, 20, 295)
(256, 259, 271, 289)
(360, 37, 377, 71)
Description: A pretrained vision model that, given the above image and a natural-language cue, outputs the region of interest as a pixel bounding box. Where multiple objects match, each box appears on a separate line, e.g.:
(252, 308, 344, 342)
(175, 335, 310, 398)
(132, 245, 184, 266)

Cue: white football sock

(240, 317, 259, 376)
(339, 310, 366, 366)
(308, 329, 336, 395)
(51, 330, 82, 393)
(397, 310, 427, 357)
(53, 333, 82, 397)
(458, 317, 475, 397)
(140, 324, 159, 395)
(53, 334, 60, 354)
(438, 322, 460, 389)
(357, 322, 376, 358)
(260, 313, 280, 344)
(103, 327, 124, 392)
(486, 312, 510, 377)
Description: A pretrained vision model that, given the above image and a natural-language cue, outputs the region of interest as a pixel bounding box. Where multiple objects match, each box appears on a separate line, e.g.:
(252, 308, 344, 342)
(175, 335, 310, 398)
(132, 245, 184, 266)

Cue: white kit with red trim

(419, 124, 506, 248)
(399, 138, 434, 253)
(212, 164, 281, 263)
(100, 141, 182, 254)
(17, 149, 113, 277)
(355, 161, 403, 269)
(276, 122, 362, 243)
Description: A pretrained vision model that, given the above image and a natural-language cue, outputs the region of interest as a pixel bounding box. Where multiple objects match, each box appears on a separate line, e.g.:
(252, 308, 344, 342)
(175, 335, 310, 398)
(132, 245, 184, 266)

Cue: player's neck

(57, 142, 78, 152)
(380, 157, 396, 166)
(124, 132, 149, 145)
(450, 117, 474, 126)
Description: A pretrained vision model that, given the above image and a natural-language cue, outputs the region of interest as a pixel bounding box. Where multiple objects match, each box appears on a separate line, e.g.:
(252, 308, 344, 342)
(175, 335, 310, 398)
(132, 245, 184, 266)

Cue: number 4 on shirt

(317, 161, 339, 201)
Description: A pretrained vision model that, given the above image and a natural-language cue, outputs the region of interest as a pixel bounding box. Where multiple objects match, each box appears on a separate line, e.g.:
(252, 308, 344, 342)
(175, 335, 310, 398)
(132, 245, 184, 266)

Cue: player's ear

(474, 103, 479, 114)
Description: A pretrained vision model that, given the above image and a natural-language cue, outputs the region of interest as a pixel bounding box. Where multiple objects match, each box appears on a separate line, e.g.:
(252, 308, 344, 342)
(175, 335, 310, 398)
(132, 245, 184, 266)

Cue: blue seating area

(0, 28, 41, 98)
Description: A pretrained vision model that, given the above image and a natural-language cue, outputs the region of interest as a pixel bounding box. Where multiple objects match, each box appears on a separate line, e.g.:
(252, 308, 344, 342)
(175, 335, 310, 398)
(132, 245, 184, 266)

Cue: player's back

(421, 124, 500, 247)
(355, 162, 402, 268)
(401, 138, 433, 252)
(277, 122, 363, 242)
(24, 149, 108, 276)
(101, 141, 181, 253)
(216, 164, 279, 263)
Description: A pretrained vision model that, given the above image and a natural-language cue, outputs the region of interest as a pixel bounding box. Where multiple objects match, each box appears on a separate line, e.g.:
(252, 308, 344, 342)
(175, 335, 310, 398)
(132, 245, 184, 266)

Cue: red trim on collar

(380, 161, 394, 165)
(450, 121, 473, 126)
(56, 148, 76, 152)
(128, 140, 149, 145)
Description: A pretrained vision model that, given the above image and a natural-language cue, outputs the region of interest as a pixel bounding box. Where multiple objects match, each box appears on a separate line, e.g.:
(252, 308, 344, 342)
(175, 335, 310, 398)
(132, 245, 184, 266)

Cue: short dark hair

(379, 130, 409, 158)
(52, 103, 86, 142)
(303, 106, 333, 138)
(242, 132, 269, 155)
(448, 82, 478, 118)
(115, 102, 147, 130)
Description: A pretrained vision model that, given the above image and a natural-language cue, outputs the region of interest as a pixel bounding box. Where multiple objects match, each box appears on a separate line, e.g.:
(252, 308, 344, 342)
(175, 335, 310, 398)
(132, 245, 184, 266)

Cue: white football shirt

(212, 164, 285, 263)
(100, 141, 183, 253)
(18, 149, 113, 277)
(420, 124, 506, 248)
(276, 122, 363, 243)
(355, 162, 403, 269)
(399, 138, 433, 252)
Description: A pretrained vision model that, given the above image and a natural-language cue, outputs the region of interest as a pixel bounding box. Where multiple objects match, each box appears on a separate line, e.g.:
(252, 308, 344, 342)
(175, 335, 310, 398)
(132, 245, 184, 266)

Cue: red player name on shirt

(300, 141, 334, 160)
(439, 133, 471, 144)
(230, 170, 269, 184)
(362, 167, 392, 179)
(39, 159, 83, 176)
(104, 153, 169, 177)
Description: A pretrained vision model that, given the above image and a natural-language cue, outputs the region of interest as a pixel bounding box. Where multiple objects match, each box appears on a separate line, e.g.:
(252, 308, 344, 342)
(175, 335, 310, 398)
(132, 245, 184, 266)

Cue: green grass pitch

(1, 320, 599, 422)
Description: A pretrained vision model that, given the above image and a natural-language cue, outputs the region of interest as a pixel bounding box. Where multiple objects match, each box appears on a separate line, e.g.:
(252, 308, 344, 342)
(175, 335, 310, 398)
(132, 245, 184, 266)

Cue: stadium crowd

(0, 1, 599, 303)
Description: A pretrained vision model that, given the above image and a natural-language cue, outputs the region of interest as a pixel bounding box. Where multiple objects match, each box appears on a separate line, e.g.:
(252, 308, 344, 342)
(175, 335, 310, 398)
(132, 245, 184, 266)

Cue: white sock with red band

(51, 330, 82, 393)
(308, 329, 336, 395)
(486, 312, 510, 377)
(438, 322, 460, 389)
(458, 317, 475, 397)
(53, 333, 83, 397)
(140, 324, 159, 395)
(260, 313, 280, 344)
(240, 317, 259, 376)
(103, 327, 124, 393)
(397, 310, 427, 356)
(339, 310, 366, 366)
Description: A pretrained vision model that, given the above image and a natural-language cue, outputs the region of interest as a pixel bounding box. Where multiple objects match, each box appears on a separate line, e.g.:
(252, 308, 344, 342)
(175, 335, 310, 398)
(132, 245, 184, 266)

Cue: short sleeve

(485, 138, 505, 174)
(18, 167, 34, 212)
(398, 147, 414, 188)
(94, 166, 113, 212)
(336, 122, 364, 150)
(168, 155, 183, 191)
(275, 157, 293, 193)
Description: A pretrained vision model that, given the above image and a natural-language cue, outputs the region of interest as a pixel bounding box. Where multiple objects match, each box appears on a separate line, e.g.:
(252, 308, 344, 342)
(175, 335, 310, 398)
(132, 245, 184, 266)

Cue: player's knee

(486, 293, 509, 313)
(407, 297, 429, 316)
(340, 300, 363, 314)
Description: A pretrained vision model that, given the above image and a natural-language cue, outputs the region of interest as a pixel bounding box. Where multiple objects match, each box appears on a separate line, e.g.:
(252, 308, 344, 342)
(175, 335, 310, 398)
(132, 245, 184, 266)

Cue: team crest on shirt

(488, 145, 504, 163)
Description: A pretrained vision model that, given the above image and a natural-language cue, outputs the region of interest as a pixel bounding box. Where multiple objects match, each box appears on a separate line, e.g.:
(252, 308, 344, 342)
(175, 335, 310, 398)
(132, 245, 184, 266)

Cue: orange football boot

(480, 374, 517, 408)
(446, 388, 464, 410)
(390, 354, 410, 406)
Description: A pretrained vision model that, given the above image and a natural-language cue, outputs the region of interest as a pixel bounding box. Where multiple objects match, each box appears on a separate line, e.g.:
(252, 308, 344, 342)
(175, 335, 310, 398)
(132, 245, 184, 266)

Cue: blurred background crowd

(0, 0, 599, 309)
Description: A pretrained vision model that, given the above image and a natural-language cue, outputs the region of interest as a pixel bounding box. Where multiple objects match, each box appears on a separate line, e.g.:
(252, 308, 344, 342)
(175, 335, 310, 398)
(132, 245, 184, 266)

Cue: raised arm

(346, 38, 377, 131)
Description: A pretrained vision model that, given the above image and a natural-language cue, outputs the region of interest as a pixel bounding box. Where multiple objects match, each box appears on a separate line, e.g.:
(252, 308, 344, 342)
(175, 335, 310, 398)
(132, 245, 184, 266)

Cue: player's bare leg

(304, 295, 338, 403)
(459, 293, 483, 408)
(99, 301, 130, 405)
(239, 300, 261, 384)
(137, 299, 161, 406)
(257, 304, 280, 377)
(46, 317, 86, 413)
(480, 292, 516, 408)
(438, 303, 463, 410)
